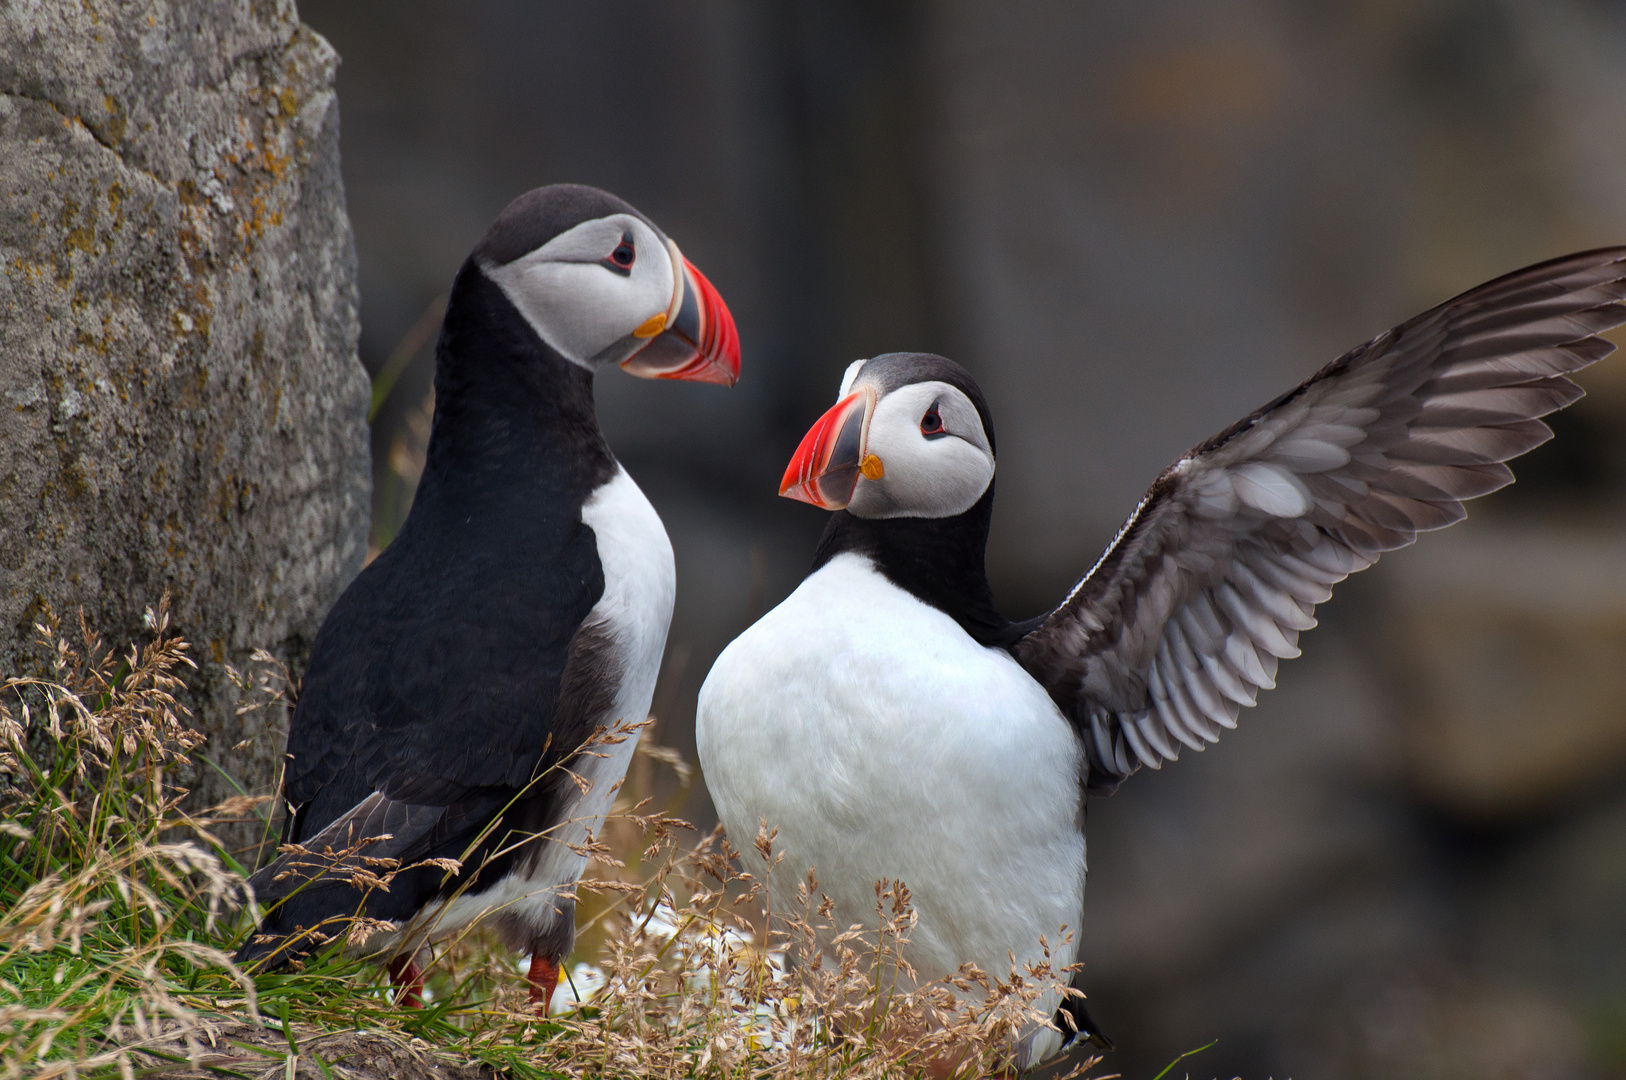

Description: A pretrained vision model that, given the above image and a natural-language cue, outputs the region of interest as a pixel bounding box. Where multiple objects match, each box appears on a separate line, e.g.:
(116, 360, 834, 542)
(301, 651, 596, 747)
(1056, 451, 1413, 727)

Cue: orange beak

(779, 386, 878, 509)
(620, 253, 740, 386)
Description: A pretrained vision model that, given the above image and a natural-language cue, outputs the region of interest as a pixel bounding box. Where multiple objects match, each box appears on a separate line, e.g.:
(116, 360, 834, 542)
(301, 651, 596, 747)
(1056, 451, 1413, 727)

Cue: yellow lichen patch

(74, 328, 112, 356)
(101, 94, 126, 143)
(278, 88, 297, 117)
(55, 200, 99, 277)
(187, 284, 214, 341)
(242, 194, 269, 241)
(261, 148, 291, 182)
(214, 475, 258, 521)
(60, 459, 92, 499)
(11, 255, 48, 282)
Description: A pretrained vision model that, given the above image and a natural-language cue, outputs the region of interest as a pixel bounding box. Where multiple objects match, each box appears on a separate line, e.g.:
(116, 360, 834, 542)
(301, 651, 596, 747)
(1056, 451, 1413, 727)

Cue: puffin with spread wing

(696, 248, 1626, 1066)
(238, 184, 740, 1008)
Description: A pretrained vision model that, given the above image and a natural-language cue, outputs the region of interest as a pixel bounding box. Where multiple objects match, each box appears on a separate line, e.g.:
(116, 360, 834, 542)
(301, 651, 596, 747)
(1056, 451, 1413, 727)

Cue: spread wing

(1012, 247, 1626, 791)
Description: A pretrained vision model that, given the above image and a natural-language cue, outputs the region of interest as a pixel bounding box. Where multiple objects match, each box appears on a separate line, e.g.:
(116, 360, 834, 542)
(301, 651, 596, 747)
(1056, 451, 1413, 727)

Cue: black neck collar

(810, 484, 1031, 649)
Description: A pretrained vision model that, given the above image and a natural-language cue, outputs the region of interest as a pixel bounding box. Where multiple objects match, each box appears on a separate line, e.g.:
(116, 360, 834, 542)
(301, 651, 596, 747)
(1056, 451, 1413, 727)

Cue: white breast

(697, 552, 1085, 1052)
(545, 463, 676, 857)
(581, 464, 678, 720)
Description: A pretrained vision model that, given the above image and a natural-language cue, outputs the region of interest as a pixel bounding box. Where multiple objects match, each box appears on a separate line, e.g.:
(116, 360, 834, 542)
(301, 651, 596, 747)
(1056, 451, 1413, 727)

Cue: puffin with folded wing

(238, 184, 740, 1009)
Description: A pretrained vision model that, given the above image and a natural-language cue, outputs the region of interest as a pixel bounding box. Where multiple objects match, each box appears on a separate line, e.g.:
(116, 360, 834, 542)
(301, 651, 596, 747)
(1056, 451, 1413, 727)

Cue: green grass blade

(1150, 1038, 1218, 1080)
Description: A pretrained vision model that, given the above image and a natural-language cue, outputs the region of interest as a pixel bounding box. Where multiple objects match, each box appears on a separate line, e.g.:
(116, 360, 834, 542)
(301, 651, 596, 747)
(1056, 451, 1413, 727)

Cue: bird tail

(231, 793, 440, 970)
(233, 860, 353, 970)
(1056, 971, 1115, 1051)
(231, 790, 504, 971)
(232, 920, 300, 970)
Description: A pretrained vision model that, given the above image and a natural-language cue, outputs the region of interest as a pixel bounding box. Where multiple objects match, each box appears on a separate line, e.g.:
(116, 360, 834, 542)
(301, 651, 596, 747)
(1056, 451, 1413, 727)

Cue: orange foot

(387, 954, 425, 1008)
(527, 953, 560, 1011)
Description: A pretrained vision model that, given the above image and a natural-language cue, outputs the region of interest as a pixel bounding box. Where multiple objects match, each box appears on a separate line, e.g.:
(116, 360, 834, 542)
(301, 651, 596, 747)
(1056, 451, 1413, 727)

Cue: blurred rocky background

(298, 1, 1626, 1076)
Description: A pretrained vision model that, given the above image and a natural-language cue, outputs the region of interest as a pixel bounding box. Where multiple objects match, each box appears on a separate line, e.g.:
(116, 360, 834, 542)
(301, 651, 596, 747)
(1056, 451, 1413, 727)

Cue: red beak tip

(686, 256, 741, 388)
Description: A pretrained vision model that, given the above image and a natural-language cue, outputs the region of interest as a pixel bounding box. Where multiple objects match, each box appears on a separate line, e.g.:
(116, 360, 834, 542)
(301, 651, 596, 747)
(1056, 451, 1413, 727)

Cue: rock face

(0, 1, 369, 810)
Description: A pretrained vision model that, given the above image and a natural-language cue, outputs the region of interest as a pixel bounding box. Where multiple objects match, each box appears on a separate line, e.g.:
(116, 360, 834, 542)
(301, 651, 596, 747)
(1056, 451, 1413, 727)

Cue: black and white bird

(696, 248, 1626, 1066)
(238, 184, 740, 1008)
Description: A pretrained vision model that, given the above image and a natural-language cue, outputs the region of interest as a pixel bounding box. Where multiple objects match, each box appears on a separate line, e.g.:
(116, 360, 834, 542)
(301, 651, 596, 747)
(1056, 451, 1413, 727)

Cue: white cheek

(483, 218, 675, 368)
(851, 435, 994, 519)
(489, 262, 600, 363)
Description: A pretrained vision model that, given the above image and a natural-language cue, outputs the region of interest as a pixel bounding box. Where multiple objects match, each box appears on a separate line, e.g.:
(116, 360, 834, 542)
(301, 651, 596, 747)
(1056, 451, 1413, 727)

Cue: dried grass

(0, 600, 256, 1078)
(0, 606, 1106, 1080)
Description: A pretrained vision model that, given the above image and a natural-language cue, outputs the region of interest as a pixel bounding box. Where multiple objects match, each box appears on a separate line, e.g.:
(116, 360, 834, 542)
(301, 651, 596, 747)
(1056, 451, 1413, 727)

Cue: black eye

(604, 231, 636, 275)
(920, 405, 945, 437)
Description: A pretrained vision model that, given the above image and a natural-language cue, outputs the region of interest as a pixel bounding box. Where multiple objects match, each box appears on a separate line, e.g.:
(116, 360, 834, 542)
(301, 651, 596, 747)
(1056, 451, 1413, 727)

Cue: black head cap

(847, 352, 997, 456)
(472, 184, 663, 268)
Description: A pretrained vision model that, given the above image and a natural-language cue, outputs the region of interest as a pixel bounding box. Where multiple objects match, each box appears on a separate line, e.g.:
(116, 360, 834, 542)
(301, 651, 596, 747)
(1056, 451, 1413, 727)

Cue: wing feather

(1013, 248, 1626, 790)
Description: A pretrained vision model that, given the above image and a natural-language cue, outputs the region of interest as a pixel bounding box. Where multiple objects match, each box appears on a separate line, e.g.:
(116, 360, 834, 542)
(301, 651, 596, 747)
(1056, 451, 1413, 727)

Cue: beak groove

(779, 387, 876, 509)
(620, 246, 741, 387)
